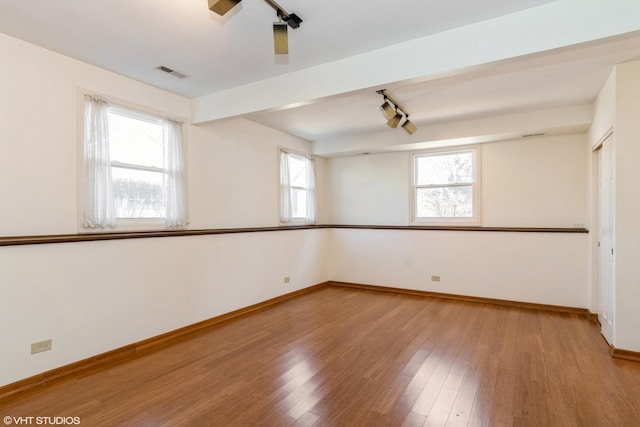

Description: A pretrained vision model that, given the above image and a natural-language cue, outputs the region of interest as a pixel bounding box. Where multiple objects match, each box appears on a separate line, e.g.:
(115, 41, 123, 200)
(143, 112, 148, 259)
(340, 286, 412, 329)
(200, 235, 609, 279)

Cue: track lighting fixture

(208, 0, 302, 55)
(376, 89, 418, 135)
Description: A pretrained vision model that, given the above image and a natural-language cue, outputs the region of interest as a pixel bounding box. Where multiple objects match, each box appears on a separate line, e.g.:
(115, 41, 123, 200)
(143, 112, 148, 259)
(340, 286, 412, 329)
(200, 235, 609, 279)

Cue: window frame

(76, 89, 188, 232)
(279, 148, 316, 225)
(410, 146, 481, 226)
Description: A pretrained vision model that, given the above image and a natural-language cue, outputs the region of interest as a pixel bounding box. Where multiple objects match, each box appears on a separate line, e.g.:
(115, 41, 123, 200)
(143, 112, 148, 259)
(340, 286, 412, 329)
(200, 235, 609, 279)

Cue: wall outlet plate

(31, 339, 52, 354)
(431, 275, 441, 282)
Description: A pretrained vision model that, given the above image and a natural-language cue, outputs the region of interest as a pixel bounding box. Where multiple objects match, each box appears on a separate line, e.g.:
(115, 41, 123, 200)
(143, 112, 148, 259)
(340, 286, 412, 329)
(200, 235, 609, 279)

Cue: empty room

(1, 0, 640, 426)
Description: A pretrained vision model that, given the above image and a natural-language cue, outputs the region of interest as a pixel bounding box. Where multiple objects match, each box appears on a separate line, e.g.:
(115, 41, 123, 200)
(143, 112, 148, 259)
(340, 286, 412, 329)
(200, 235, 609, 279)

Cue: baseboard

(0, 282, 329, 401)
(328, 281, 591, 317)
(610, 346, 640, 363)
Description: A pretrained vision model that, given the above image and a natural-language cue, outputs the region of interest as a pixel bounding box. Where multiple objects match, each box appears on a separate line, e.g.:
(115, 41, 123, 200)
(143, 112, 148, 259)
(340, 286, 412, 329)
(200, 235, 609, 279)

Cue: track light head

(387, 112, 403, 129)
(273, 21, 288, 54)
(402, 118, 417, 135)
(269, 2, 301, 54)
(208, 0, 242, 16)
(286, 13, 302, 29)
(269, 1, 302, 28)
(379, 101, 396, 120)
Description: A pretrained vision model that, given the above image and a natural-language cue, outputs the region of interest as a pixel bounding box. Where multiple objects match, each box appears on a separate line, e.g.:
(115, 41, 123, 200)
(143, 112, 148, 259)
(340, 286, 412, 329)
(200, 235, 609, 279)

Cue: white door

(599, 135, 615, 344)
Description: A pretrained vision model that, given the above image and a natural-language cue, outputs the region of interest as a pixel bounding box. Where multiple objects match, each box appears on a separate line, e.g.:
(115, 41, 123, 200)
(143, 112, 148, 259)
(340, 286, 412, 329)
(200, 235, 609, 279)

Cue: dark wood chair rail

(0, 225, 588, 247)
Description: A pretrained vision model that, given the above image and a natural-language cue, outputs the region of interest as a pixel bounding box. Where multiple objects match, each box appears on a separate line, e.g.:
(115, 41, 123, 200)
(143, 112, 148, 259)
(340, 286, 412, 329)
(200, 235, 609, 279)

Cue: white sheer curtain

(83, 96, 116, 229)
(305, 157, 317, 225)
(163, 119, 189, 228)
(280, 150, 293, 223)
(280, 150, 317, 224)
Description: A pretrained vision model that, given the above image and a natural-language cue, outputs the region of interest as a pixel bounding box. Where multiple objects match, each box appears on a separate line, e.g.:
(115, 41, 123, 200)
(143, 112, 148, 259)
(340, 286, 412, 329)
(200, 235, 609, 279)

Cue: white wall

(0, 33, 190, 237)
(612, 60, 640, 352)
(589, 72, 615, 147)
(326, 153, 409, 225)
(327, 135, 588, 228)
(0, 33, 330, 387)
(329, 229, 588, 307)
(326, 135, 590, 308)
(189, 118, 327, 229)
(0, 230, 329, 387)
(482, 135, 588, 228)
(586, 60, 640, 352)
(586, 72, 615, 325)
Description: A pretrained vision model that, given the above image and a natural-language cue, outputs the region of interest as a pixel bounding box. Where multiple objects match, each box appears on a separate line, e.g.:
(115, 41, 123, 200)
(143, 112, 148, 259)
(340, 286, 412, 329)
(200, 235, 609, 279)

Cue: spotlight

(376, 89, 418, 135)
(208, 0, 242, 16)
(387, 112, 403, 128)
(379, 101, 395, 120)
(402, 118, 417, 135)
(273, 21, 288, 54)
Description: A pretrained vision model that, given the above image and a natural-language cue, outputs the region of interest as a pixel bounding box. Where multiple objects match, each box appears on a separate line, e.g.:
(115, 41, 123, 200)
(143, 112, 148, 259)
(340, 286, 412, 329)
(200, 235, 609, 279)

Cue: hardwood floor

(2, 286, 640, 426)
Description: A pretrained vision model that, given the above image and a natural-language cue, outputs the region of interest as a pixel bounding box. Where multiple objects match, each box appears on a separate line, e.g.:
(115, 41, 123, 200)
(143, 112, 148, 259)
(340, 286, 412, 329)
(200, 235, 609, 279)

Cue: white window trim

(76, 88, 188, 233)
(410, 145, 482, 226)
(279, 147, 316, 225)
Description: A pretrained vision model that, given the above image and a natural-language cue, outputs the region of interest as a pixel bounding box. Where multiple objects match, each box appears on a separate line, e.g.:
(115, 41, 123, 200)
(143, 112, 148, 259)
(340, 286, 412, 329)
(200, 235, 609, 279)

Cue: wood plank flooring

(2, 286, 640, 426)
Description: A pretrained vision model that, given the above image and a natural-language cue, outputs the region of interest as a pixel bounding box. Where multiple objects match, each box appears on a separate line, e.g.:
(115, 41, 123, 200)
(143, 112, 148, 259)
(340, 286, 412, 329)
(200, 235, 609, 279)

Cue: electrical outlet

(284, 276, 290, 284)
(31, 339, 52, 354)
(431, 275, 441, 282)
(573, 223, 585, 228)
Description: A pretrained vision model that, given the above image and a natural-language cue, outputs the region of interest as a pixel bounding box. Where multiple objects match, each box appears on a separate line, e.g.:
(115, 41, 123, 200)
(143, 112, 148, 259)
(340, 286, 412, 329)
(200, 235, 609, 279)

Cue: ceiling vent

(156, 65, 188, 79)
(521, 133, 546, 138)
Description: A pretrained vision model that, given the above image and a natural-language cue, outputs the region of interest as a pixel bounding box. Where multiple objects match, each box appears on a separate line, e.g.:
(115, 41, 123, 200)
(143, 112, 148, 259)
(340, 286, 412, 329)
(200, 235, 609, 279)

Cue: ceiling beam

(192, 0, 640, 125)
(311, 104, 594, 157)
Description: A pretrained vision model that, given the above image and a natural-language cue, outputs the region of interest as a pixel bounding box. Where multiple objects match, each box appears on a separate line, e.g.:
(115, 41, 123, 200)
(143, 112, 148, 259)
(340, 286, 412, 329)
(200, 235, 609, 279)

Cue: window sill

(80, 219, 176, 234)
(410, 218, 481, 227)
(280, 220, 312, 226)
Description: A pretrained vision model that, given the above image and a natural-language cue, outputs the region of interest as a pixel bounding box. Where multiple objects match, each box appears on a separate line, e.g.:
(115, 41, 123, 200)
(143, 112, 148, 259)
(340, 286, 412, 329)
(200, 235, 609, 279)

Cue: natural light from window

(108, 109, 165, 219)
(414, 149, 477, 221)
(288, 154, 309, 219)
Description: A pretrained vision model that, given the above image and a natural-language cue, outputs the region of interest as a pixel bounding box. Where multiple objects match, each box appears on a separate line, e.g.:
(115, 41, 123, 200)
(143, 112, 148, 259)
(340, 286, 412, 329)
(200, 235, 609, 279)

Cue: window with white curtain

(280, 149, 317, 224)
(82, 95, 188, 231)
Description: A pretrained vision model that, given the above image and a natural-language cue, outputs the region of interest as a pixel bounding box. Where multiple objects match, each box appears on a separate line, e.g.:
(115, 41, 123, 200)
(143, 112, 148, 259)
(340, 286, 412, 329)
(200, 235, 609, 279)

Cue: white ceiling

(1, 0, 640, 149)
(248, 35, 640, 142)
(0, 0, 553, 97)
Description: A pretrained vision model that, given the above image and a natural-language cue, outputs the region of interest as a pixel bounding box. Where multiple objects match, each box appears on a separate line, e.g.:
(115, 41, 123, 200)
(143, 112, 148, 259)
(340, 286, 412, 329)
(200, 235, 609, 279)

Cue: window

(82, 95, 188, 230)
(412, 147, 480, 224)
(280, 150, 317, 224)
(109, 106, 166, 219)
